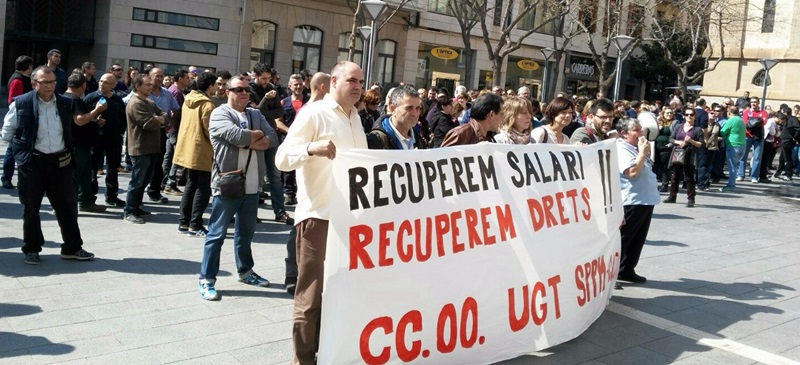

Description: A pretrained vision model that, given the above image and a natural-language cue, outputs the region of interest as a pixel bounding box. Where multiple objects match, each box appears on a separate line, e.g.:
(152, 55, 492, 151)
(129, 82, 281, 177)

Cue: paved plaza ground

(1, 136, 800, 365)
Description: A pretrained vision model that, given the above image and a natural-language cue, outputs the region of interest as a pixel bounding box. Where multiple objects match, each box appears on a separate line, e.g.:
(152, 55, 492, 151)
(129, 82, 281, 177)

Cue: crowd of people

(3, 50, 800, 364)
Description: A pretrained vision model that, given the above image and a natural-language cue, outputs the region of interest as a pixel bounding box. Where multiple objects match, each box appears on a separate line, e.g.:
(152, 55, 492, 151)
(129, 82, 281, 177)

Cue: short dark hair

(728, 106, 739, 115)
(195, 72, 217, 92)
(81, 62, 95, 72)
(470, 93, 503, 121)
(31, 66, 54, 80)
(15, 55, 33, 72)
(47, 49, 61, 58)
(67, 72, 86, 89)
(436, 95, 453, 108)
(174, 69, 189, 80)
(590, 98, 614, 115)
(133, 74, 149, 89)
(216, 70, 232, 80)
(776, 112, 788, 121)
(253, 62, 271, 76)
(543, 97, 575, 124)
(696, 98, 706, 106)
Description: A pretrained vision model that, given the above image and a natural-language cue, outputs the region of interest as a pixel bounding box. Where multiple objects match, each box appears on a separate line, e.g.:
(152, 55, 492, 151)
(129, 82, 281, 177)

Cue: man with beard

(570, 98, 615, 144)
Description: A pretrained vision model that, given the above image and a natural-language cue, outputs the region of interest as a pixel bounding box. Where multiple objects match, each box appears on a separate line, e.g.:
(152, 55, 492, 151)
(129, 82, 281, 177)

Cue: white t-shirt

(235, 111, 260, 194)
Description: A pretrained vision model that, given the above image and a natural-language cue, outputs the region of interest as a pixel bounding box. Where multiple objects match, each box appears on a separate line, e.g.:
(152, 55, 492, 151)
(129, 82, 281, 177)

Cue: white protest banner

(319, 140, 624, 365)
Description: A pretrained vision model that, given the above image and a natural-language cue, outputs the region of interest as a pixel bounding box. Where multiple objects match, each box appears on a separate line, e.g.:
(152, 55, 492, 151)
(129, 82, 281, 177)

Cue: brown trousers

(291, 218, 328, 365)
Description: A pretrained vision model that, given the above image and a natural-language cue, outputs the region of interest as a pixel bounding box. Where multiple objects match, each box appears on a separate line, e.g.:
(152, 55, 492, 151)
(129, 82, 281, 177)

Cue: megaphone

(637, 111, 659, 141)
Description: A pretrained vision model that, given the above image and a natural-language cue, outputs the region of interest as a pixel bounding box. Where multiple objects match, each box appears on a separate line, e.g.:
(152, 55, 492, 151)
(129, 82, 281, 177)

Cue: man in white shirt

(1, 66, 95, 265)
(276, 61, 368, 365)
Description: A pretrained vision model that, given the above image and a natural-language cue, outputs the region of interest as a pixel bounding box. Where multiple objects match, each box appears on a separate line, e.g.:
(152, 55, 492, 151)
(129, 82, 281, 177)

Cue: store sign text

(517, 59, 540, 71)
(431, 47, 459, 60)
(570, 63, 595, 77)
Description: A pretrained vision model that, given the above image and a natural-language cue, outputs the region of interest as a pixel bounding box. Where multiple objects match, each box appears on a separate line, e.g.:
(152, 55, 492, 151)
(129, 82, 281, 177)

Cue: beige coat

(173, 90, 215, 172)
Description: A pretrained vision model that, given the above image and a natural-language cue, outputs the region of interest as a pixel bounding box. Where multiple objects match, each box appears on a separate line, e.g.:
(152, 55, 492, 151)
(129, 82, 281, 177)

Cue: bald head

(310, 72, 330, 90)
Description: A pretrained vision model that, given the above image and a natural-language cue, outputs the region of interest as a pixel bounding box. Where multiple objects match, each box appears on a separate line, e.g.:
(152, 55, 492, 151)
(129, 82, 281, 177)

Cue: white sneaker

(736, 177, 745, 182)
(751, 178, 759, 184)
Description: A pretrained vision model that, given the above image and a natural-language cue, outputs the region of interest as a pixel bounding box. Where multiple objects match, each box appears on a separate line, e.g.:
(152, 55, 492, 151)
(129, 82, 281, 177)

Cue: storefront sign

(570, 62, 595, 77)
(431, 47, 459, 60)
(318, 141, 624, 365)
(516, 59, 540, 71)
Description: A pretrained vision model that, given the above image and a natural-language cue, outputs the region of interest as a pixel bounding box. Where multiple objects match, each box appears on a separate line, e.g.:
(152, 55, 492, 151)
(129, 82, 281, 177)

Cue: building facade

(702, 0, 800, 106)
(2, 0, 646, 101)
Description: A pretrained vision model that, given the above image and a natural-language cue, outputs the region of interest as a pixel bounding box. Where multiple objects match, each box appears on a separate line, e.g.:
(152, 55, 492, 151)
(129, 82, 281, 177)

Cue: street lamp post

(611, 35, 634, 101)
(758, 58, 779, 110)
(357, 26, 372, 71)
(540, 47, 555, 102)
(361, 0, 387, 86)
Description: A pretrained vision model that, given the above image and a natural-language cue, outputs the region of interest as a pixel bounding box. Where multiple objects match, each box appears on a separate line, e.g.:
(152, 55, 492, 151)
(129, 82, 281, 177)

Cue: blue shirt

(617, 139, 660, 206)
(148, 86, 179, 114)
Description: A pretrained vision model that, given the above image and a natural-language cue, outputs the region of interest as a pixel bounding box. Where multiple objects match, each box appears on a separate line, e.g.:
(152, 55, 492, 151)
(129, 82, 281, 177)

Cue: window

(627, 5, 644, 37)
(292, 26, 323, 73)
(428, 0, 481, 18)
(493, 0, 504, 26)
(579, 0, 598, 33)
(602, 0, 619, 36)
(518, 3, 562, 35)
(251, 20, 277, 69)
(338, 33, 364, 66)
(132, 8, 219, 30)
(428, 0, 450, 14)
(131, 34, 218, 55)
(762, 0, 775, 33)
(129, 60, 215, 75)
(374, 40, 396, 84)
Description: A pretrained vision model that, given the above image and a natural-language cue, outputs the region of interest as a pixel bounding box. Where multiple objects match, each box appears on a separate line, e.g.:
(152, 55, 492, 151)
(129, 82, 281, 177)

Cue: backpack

(746, 115, 765, 140)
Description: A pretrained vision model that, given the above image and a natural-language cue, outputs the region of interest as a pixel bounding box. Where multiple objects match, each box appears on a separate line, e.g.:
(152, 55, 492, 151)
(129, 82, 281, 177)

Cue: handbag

(217, 149, 253, 200)
(671, 147, 687, 166)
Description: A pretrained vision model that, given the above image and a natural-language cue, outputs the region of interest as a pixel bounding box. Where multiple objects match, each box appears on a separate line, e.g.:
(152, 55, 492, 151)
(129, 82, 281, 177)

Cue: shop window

(251, 20, 276, 70)
(375, 40, 396, 84)
(762, 0, 775, 33)
(292, 25, 323, 73)
(338, 32, 364, 66)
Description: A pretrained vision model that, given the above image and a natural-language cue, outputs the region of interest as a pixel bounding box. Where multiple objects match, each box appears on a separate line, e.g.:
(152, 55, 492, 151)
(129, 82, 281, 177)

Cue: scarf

(507, 128, 531, 145)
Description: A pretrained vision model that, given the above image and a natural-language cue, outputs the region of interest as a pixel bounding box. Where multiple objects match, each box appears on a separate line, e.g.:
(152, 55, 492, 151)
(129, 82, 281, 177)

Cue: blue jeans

(199, 194, 259, 284)
(125, 154, 157, 215)
(2, 145, 14, 184)
(264, 147, 285, 217)
(793, 145, 800, 175)
(738, 137, 764, 180)
(726, 145, 746, 189)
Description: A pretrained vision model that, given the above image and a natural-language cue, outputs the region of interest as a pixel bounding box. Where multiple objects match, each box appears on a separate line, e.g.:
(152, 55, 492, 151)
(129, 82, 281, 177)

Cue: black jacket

(781, 116, 800, 142)
(430, 108, 456, 148)
(248, 81, 283, 131)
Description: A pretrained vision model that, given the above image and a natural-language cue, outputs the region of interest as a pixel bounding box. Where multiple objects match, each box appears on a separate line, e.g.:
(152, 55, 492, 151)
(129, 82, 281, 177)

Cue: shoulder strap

(584, 126, 596, 142)
(540, 128, 549, 144)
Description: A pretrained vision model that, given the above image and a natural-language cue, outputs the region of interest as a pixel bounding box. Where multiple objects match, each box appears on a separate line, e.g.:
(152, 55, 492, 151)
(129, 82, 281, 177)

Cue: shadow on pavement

(652, 213, 693, 220)
(0, 303, 75, 358)
(0, 251, 231, 278)
(647, 240, 689, 247)
(697, 204, 775, 212)
(221, 288, 293, 300)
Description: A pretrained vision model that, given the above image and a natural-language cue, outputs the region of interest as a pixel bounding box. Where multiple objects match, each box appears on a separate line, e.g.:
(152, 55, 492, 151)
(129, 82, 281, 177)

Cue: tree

(447, 0, 480, 89)
(629, 22, 706, 88)
(469, 0, 572, 88)
(566, 0, 650, 96)
(644, 0, 760, 92)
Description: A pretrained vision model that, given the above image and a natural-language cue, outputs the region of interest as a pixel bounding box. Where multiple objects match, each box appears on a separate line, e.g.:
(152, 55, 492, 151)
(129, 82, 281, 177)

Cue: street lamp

(758, 58, 779, 110)
(540, 47, 555, 102)
(611, 35, 634, 101)
(361, 0, 387, 86)
(357, 26, 372, 71)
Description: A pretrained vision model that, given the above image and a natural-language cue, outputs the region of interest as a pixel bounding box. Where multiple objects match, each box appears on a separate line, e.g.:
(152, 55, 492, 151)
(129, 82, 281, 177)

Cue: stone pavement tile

(739, 318, 800, 354)
(169, 352, 243, 365)
(241, 320, 292, 344)
(230, 338, 293, 365)
(611, 296, 674, 316)
(593, 345, 673, 365)
(0, 330, 61, 354)
(495, 353, 567, 365)
(780, 344, 800, 361)
(695, 299, 787, 325)
(193, 311, 275, 337)
(87, 330, 258, 364)
(640, 334, 714, 361)
(28, 335, 125, 365)
(0, 350, 35, 365)
(257, 303, 294, 323)
(527, 337, 616, 364)
(667, 348, 759, 365)
(50, 359, 92, 365)
(114, 321, 203, 349)
(583, 321, 672, 352)
(5, 307, 95, 333)
(203, 290, 287, 316)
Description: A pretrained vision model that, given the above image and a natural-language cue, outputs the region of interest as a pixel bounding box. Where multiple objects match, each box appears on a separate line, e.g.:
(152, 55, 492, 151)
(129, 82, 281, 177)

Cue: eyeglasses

(593, 114, 613, 120)
(684, 113, 695, 117)
(34, 80, 56, 85)
(111, 68, 123, 71)
(664, 112, 674, 114)
(228, 87, 249, 93)
(714, 109, 722, 112)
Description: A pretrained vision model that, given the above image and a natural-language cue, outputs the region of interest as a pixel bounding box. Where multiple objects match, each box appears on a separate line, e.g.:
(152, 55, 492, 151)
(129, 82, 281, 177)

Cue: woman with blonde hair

(494, 97, 535, 144)
(531, 97, 574, 144)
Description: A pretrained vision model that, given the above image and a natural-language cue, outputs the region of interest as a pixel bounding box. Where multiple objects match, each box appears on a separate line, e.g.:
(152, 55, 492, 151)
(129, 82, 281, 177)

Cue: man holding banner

(275, 61, 369, 365)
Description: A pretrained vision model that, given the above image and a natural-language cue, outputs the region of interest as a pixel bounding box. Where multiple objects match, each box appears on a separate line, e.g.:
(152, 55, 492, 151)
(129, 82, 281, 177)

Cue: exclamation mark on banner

(598, 150, 608, 214)
(605, 149, 612, 213)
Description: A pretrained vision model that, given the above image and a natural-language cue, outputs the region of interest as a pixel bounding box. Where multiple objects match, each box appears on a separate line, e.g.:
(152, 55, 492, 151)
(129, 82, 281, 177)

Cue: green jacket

(720, 116, 746, 147)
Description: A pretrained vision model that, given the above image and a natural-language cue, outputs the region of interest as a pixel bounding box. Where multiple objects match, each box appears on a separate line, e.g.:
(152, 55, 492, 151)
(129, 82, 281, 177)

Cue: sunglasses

(714, 109, 722, 112)
(685, 113, 695, 116)
(111, 68, 122, 71)
(228, 87, 249, 93)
